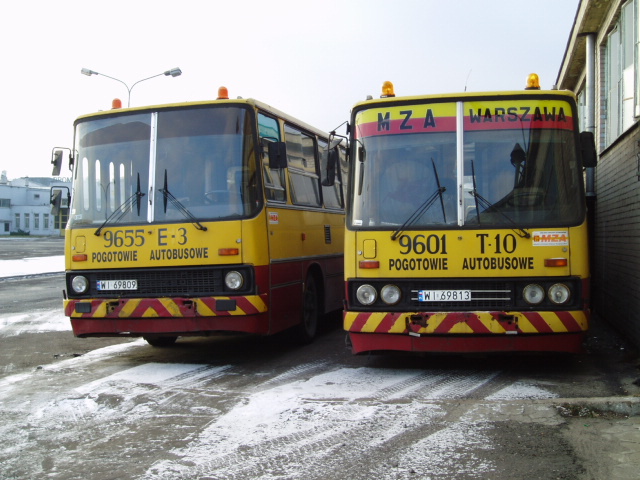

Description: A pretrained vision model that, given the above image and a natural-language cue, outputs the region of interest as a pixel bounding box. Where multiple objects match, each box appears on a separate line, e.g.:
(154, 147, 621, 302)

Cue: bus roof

(73, 97, 331, 139)
(351, 88, 578, 112)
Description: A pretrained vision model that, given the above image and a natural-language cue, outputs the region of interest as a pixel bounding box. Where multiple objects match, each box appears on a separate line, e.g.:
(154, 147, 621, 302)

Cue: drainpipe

(585, 33, 596, 197)
(584, 32, 597, 303)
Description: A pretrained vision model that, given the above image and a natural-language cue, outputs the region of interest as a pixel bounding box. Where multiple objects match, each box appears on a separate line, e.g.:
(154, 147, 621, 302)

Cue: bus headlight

(380, 284, 401, 305)
(523, 284, 544, 305)
(548, 283, 570, 304)
(71, 275, 89, 294)
(225, 271, 244, 290)
(356, 284, 377, 305)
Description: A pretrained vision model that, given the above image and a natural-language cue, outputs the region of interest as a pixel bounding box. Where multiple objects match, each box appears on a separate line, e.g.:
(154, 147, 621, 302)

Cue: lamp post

(81, 67, 182, 107)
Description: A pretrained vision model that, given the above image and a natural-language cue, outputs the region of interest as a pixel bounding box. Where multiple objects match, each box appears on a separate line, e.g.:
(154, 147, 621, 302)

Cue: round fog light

(380, 284, 401, 305)
(225, 271, 244, 290)
(548, 283, 570, 304)
(71, 275, 89, 294)
(523, 284, 544, 305)
(356, 284, 377, 305)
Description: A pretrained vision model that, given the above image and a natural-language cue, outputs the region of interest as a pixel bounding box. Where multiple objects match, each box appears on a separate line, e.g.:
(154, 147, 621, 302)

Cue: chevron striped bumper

(66, 295, 269, 337)
(344, 310, 588, 354)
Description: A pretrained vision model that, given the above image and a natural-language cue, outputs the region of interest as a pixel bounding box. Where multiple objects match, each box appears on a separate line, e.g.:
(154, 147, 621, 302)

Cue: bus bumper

(344, 310, 589, 354)
(65, 295, 269, 337)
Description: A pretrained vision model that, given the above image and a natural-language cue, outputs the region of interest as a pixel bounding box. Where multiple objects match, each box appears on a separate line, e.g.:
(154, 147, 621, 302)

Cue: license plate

(97, 279, 138, 291)
(418, 289, 471, 302)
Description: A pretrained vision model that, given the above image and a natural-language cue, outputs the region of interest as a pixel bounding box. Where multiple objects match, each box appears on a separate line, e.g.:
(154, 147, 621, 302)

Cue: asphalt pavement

(0, 235, 65, 260)
(1, 235, 639, 479)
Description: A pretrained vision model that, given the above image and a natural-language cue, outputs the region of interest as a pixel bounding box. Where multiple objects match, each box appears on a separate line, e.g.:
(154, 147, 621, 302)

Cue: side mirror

(580, 131, 597, 168)
(50, 189, 62, 216)
(51, 147, 75, 175)
(50, 186, 70, 216)
(358, 144, 366, 163)
(322, 147, 338, 186)
(51, 149, 63, 176)
(268, 141, 287, 169)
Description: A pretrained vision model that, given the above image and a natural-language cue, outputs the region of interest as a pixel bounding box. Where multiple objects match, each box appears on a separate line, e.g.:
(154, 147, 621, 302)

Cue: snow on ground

(0, 255, 64, 278)
(0, 309, 70, 336)
(0, 256, 67, 336)
(143, 366, 553, 480)
(0, 335, 561, 480)
(0, 254, 564, 479)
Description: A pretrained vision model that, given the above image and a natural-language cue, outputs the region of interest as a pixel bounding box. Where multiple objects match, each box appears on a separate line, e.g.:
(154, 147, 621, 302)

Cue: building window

(14, 213, 20, 230)
(44, 214, 49, 229)
(24, 213, 30, 230)
(605, 0, 637, 146)
(34, 214, 40, 230)
(0, 198, 9, 208)
(54, 211, 68, 230)
(3, 222, 8, 232)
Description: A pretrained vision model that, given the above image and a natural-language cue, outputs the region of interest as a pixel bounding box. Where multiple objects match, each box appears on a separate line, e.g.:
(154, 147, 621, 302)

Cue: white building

(0, 171, 71, 236)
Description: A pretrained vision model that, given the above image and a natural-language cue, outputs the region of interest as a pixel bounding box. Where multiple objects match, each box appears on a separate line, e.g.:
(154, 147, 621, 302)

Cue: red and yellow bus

(343, 77, 597, 354)
(52, 88, 347, 346)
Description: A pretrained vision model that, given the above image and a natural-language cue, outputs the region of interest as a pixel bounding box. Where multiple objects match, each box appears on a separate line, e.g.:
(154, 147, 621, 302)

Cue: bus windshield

(350, 103, 584, 229)
(69, 106, 259, 227)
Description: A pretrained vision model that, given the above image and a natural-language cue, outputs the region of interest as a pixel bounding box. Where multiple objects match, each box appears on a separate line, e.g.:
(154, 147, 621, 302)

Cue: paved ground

(1, 236, 639, 479)
(0, 235, 65, 260)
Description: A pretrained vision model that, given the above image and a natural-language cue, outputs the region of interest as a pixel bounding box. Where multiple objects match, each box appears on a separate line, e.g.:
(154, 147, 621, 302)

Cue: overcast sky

(0, 0, 579, 180)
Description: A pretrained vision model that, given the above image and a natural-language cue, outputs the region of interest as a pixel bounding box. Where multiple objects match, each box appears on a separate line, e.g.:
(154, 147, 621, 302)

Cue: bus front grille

(409, 279, 513, 309)
(67, 266, 253, 298)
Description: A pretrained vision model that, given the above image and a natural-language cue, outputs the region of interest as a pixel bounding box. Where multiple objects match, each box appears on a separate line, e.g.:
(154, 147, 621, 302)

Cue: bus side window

(262, 138, 287, 202)
(319, 139, 343, 209)
(285, 124, 321, 207)
(258, 113, 286, 203)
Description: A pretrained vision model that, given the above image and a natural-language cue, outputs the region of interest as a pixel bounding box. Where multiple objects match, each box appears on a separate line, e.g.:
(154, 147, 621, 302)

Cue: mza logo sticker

(532, 231, 569, 246)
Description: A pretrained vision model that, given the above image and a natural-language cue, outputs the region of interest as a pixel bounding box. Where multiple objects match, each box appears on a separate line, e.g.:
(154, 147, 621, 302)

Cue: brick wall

(593, 123, 640, 348)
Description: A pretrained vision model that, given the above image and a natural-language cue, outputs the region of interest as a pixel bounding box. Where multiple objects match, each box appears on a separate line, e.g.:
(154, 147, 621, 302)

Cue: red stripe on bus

(356, 118, 456, 138)
(463, 314, 493, 334)
(464, 117, 574, 131)
(350, 312, 373, 331)
(555, 311, 583, 332)
(523, 312, 555, 333)
(199, 297, 217, 313)
(129, 299, 173, 317)
(356, 116, 574, 138)
(235, 296, 260, 315)
(377, 312, 402, 333)
(433, 313, 465, 333)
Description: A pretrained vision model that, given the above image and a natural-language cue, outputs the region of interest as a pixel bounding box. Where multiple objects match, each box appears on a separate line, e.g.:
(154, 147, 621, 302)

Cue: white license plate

(97, 279, 138, 291)
(418, 289, 471, 302)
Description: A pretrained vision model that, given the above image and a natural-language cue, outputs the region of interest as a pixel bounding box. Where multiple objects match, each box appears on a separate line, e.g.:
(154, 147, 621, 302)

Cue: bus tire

(143, 336, 178, 347)
(295, 274, 319, 344)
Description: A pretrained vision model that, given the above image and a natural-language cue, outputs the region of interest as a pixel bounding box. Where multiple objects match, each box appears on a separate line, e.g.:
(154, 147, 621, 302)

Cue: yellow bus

(52, 88, 347, 346)
(343, 77, 597, 354)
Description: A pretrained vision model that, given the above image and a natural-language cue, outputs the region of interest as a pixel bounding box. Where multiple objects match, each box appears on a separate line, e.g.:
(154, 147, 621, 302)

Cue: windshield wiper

(94, 173, 145, 236)
(391, 159, 447, 241)
(391, 186, 446, 241)
(431, 158, 447, 223)
(159, 170, 208, 231)
(469, 189, 530, 239)
(356, 139, 366, 196)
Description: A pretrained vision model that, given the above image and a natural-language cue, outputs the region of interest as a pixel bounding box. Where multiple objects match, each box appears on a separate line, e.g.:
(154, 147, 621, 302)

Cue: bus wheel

(143, 336, 178, 347)
(296, 274, 319, 343)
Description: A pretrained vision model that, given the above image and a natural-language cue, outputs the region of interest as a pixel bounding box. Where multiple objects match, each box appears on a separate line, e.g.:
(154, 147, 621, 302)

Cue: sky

(0, 0, 579, 180)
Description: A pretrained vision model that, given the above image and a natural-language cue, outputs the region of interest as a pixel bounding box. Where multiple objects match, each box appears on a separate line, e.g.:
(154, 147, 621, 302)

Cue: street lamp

(81, 67, 182, 107)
